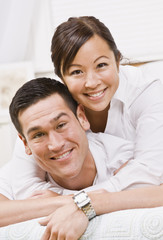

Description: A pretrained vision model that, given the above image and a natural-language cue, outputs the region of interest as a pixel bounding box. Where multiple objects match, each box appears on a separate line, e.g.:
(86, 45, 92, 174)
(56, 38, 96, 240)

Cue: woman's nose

(85, 72, 100, 88)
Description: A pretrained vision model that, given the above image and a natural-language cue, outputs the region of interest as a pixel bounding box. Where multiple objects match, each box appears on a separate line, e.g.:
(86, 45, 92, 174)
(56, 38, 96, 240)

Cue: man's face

(19, 93, 91, 186)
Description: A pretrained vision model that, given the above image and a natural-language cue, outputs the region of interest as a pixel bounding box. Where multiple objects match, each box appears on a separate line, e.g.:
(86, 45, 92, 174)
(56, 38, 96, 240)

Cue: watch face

(77, 192, 87, 202)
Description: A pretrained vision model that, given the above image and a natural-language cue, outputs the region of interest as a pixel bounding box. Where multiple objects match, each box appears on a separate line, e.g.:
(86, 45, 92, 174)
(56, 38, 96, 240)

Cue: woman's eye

(97, 63, 107, 68)
(70, 70, 82, 76)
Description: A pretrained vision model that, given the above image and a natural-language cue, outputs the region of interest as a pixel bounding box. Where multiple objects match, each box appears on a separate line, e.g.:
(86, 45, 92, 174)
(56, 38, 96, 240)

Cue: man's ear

(76, 104, 90, 131)
(18, 134, 32, 155)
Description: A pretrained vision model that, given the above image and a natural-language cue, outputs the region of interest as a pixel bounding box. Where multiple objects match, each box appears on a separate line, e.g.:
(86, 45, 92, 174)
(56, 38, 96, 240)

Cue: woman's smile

(84, 88, 107, 101)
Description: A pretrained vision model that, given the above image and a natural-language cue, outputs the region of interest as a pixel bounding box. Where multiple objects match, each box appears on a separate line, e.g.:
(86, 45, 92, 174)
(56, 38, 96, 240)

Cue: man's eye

(33, 132, 45, 139)
(70, 70, 82, 75)
(57, 122, 66, 129)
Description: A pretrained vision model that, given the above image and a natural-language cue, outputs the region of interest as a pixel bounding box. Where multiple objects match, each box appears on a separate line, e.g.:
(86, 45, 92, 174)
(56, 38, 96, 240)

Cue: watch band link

(72, 190, 96, 220)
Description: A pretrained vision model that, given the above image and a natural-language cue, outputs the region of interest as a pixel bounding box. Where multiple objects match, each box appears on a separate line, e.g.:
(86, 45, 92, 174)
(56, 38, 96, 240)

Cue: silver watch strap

(82, 201, 96, 220)
(73, 190, 96, 220)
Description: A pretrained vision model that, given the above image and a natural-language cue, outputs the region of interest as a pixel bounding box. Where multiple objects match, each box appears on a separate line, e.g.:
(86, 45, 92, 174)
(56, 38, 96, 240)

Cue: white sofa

(1, 207, 163, 239)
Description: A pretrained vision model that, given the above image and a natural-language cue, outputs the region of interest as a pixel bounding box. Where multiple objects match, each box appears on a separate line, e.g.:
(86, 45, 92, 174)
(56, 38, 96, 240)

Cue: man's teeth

(88, 90, 104, 97)
(55, 150, 71, 160)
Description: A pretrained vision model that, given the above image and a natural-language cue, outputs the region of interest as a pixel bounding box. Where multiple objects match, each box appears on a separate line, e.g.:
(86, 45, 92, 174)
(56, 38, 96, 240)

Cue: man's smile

(50, 149, 73, 161)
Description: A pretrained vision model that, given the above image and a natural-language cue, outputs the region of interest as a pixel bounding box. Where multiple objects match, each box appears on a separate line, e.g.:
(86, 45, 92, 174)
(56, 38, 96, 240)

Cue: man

(8, 77, 136, 200)
(0, 77, 162, 239)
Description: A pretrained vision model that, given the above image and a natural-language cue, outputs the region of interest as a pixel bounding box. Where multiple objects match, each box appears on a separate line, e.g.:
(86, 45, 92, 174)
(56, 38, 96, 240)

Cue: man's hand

(39, 202, 88, 240)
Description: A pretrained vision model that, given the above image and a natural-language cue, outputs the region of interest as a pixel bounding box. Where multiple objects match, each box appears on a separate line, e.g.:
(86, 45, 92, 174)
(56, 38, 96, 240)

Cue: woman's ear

(18, 134, 32, 155)
(76, 104, 90, 131)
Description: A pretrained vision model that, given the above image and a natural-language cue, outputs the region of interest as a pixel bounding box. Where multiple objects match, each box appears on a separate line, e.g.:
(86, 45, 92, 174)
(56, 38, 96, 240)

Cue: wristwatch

(72, 190, 96, 220)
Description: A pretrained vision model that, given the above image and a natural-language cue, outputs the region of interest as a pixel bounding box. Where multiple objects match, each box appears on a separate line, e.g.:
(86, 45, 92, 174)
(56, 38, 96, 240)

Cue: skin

(62, 34, 120, 132)
(0, 191, 73, 227)
(19, 94, 96, 190)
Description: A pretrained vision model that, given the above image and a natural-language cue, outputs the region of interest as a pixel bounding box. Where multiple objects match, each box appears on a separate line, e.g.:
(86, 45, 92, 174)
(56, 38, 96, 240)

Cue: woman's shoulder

(119, 65, 151, 85)
(117, 65, 162, 106)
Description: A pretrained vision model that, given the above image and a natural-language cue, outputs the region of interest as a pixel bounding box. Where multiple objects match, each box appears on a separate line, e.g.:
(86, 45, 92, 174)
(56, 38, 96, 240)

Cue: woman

(50, 16, 163, 185)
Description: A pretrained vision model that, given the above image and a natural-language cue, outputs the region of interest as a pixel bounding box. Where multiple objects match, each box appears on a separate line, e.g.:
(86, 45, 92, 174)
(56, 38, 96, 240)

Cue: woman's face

(62, 34, 120, 112)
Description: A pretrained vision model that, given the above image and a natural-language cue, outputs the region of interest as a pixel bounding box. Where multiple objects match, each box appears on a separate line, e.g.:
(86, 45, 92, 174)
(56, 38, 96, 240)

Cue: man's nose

(47, 132, 64, 151)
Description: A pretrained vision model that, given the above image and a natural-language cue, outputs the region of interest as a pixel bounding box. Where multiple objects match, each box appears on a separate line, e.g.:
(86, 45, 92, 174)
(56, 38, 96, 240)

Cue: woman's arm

(0, 193, 72, 227)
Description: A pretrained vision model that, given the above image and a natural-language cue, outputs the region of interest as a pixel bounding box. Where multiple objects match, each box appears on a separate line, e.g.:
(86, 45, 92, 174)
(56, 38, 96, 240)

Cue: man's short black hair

(9, 77, 78, 136)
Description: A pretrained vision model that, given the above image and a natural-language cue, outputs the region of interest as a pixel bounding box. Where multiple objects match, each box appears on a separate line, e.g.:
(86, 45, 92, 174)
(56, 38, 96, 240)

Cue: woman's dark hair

(9, 77, 78, 136)
(51, 16, 122, 79)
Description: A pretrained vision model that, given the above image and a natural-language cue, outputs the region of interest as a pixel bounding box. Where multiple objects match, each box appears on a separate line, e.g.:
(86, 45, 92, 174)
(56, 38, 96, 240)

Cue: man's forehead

(20, 94, 74, 134)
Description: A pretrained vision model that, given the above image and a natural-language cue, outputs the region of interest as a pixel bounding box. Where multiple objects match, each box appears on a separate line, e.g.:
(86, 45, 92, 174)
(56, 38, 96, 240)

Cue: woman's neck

(85, 105, 110, 133)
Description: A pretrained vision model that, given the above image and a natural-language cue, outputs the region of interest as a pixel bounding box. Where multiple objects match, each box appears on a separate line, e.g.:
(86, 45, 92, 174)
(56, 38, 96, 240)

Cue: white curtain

(0, 0, 163, 74)
(50, 0, 163, 63)
(0, 0, 53, 73)
(0, 0, 36, 63)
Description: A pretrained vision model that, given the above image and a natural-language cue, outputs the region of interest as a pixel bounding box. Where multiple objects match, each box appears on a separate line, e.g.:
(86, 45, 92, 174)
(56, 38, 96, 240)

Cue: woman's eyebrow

(68, 63, 82, 68)
(94, 56, 109, 63)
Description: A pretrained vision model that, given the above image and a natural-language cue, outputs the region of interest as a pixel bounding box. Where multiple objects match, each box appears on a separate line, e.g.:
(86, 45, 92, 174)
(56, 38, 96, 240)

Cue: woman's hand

(39, 202, 88, 240)
(28, 190, 60, 199)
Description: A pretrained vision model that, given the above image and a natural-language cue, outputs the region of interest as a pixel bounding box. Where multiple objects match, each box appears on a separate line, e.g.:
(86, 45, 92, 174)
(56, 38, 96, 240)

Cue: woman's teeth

(88, 90, 104, 98)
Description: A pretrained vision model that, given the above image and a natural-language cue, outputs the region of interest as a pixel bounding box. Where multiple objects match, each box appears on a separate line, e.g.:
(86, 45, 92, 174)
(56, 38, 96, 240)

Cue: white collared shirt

(103, 65, 163, 190)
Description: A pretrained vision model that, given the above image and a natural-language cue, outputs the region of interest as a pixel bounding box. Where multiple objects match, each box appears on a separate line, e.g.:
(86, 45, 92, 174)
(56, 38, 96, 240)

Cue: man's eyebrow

(27, 112, 68, 136)
(51, 112, 68, 122)
(27, 126, 41, 136)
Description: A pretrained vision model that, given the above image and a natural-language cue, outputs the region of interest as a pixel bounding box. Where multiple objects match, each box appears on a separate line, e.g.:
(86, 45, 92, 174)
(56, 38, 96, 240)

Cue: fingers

(40, 210, 88, 240)
(40, 202, 88, 240)
(41, 227, 50, 240)
(39, 216, 50, 226)
(41, 224, 76, 240)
